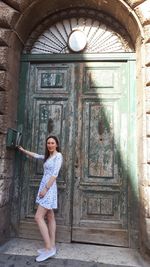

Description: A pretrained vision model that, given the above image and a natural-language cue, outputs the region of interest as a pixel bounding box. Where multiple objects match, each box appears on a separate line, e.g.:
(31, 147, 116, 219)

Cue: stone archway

(14, 0, 143, 46)
(0, 0, 149, 256)
(17, 6, 136, 247)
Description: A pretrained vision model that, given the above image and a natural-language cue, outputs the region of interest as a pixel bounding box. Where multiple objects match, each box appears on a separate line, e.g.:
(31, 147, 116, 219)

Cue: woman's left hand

(39, 188, 47, 198)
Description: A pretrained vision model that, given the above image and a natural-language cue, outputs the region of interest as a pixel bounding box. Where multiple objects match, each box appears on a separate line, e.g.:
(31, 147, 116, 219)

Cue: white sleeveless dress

(34, 152, 63, 209)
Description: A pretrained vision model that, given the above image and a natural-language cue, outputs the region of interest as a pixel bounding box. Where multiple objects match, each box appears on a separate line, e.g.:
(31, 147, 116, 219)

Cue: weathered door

(72, 62, 130, 247)
(19, 63, 75, 242)
(19, 59, 135, 247)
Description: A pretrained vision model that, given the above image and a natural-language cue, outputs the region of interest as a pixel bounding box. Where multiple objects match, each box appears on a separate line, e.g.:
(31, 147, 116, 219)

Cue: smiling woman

(44, 135, 60, 161)
(18, 136, 63, 262)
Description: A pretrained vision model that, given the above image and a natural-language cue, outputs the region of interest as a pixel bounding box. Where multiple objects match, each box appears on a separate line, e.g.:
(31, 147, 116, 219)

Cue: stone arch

(14, 0, 143, 48)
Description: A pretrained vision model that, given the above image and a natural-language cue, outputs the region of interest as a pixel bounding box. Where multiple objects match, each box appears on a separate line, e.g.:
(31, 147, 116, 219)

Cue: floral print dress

(34, 152, 63, 209)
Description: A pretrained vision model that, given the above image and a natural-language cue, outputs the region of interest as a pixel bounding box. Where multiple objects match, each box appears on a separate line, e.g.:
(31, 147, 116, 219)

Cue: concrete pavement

(0, 254, 139, 267)
(0, 238, 149, 267)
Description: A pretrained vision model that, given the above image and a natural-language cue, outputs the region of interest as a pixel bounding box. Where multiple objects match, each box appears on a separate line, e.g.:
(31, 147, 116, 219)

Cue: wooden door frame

(15, 52, 138, 248)
(21, 53, 135, 63)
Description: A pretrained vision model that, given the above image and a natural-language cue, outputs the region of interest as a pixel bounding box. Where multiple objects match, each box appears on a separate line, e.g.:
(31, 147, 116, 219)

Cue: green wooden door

(20, 63, 75, 242)
(72, 62, 131, 247)
(19, 59, 135, 247)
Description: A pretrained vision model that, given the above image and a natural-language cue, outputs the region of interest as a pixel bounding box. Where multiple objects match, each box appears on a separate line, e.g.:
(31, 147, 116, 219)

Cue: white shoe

(36, 247, 56, 262)
(37, 248, 46, 254)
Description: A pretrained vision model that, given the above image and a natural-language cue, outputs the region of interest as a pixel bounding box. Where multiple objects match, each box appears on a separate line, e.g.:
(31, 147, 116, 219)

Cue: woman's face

(47, 138, 57, 154)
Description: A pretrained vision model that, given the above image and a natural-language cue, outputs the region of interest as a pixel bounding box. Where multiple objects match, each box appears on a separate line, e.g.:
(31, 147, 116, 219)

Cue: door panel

(72, 63, 129, 246)
(20, 63, 75, 242)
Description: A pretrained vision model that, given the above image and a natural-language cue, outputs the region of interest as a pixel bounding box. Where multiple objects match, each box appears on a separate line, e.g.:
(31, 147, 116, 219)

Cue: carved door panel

(21, 63, 75, 242)
(72, 62, 130, 247)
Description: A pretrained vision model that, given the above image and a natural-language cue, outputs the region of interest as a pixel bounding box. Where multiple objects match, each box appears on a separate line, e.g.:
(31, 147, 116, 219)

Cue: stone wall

(135, 0, 150, 256)
(0, 0, 149, 256)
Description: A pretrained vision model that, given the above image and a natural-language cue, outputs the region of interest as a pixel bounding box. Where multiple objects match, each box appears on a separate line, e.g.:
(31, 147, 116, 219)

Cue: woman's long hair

(44, 135, 60, 162)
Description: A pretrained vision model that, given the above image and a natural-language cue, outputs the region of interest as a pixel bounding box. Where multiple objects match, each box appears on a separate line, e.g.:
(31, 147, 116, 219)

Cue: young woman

(18, 135, 63, 262)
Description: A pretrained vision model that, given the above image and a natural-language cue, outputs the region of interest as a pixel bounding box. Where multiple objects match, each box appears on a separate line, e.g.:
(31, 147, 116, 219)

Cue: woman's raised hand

(18, 146, 25, 152)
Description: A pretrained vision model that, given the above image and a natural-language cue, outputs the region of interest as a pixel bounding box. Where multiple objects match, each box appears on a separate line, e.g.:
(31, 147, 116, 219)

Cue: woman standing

(18, 135, 63, 262)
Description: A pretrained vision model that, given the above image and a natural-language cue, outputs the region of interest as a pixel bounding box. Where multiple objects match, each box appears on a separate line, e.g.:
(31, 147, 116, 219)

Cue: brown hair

(44, 135, 60, 162)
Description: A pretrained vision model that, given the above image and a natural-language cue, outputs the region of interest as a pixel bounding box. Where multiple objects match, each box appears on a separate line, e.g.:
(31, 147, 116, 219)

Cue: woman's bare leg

(35, 205, 52, 250)
(47, 210, 56, 248)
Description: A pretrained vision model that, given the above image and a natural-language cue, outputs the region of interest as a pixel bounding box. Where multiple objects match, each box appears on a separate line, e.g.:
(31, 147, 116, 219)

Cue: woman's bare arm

(18, 146, 38, 158)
